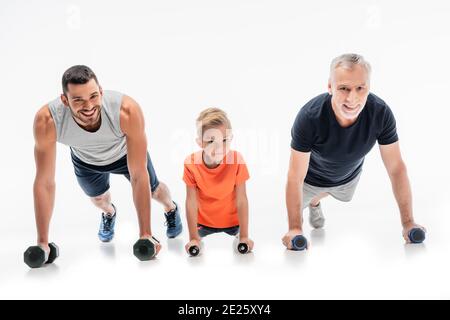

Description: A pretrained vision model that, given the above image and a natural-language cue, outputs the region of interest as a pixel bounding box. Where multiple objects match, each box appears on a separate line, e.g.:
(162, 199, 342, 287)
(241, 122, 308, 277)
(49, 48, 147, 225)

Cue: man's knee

(152, 182, 167, 198)
(91, 191, 110, 203)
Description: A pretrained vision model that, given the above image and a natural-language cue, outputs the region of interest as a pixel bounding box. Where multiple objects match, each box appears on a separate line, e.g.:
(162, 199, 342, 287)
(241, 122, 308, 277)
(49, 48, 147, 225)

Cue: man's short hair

(62, 65, 99, 95)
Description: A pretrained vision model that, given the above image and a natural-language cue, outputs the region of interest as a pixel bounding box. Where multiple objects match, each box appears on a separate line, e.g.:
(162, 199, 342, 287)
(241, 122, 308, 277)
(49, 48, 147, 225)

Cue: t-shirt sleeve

(290, 107, 315, 152)
(183, 165, 197, 187)
(235, 153, 250, 186)
(377, 105, 399, 145)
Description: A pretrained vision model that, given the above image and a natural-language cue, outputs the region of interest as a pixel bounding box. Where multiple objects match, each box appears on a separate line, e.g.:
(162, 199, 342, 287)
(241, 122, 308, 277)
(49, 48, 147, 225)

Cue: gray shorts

(302, 172, 362, 210)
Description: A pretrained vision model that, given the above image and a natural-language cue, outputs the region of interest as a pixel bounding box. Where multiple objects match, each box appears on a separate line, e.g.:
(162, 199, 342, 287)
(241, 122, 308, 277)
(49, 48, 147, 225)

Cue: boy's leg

(197, 225, 217, 238)
(224, 226, 240, 236)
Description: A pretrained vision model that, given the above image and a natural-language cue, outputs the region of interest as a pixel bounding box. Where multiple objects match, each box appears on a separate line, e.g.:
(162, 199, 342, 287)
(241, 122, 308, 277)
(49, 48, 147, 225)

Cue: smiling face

(197, 124, 233, 167)
(61, 79, 103, 131)
(328, 64, 370, 127)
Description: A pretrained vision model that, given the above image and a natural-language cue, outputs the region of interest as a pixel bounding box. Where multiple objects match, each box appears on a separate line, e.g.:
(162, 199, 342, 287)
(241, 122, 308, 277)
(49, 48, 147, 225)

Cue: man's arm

(283, 148, 310, 249)
(379, 142, 425, 241)
(236, 182, 253, 250)
(33, 105, 57, 251)
(120, 95, 155, 241)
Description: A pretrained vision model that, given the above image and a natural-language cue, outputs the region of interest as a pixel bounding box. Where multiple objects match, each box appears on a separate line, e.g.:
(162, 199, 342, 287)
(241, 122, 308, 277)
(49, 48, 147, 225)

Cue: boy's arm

(236, 182, 249, 238)
(236, 182, 253, 250)
(186, 185, 200, 241)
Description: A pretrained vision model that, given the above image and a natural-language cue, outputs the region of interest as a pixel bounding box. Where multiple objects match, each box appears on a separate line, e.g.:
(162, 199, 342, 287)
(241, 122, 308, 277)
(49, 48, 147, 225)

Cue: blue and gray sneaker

(98, 204, 117, 243)
(164, 202, 182, 239)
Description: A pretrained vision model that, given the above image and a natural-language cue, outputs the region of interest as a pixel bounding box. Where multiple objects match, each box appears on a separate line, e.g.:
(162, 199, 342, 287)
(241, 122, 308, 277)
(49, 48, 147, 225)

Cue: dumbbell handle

(24, 243, 59, 269)
(408, 228, 426, 244)
(238, 243, 249, 254)
(292, 235, 308, 251)
(188, 245, 200, 257)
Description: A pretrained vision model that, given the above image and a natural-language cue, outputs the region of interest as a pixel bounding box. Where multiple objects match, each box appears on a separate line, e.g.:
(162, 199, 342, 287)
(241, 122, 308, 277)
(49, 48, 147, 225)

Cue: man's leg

(90, 191, 115, 215)
(310, 192, 329, 207)
(152, 182, 176, 212)
(303, 183, 327, 229)
(308, 192, 328, 229)
(145, 153, 182, 238)
(91, 191, 117, 243)
(119, 151, 183, 238)
(71, 151, 116, 242)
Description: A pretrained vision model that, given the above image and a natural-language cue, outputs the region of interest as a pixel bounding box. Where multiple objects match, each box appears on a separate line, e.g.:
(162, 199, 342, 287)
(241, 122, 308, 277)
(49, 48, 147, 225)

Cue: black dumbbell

(24, 243, 59, 269)
(408, 228, 426, 244)
(133, 238, 158, 261)
(291, 235, 308, 251)
(237, 243, 249, 254)
(188, 245, 200, 257)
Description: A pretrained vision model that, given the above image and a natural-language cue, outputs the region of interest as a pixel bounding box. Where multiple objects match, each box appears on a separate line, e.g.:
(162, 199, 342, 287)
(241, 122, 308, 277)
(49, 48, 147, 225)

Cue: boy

(183, 108, 254, 254)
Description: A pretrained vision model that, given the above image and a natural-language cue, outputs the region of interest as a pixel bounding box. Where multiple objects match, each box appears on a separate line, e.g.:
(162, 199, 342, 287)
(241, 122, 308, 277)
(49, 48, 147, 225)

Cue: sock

(105, 204, 116, 217)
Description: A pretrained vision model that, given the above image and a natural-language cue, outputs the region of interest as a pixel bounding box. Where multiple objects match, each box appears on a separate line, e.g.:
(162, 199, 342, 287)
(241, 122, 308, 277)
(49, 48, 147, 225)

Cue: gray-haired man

(283, 53, 425, 249)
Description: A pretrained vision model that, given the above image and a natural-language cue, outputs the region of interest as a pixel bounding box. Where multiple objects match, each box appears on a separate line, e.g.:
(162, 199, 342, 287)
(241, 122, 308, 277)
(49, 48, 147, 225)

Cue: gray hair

(330, 53, 372, 79)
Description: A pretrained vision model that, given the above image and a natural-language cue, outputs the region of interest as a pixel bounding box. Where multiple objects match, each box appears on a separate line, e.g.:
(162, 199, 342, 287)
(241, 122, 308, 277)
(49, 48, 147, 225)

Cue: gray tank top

(48, 90, 127, 166)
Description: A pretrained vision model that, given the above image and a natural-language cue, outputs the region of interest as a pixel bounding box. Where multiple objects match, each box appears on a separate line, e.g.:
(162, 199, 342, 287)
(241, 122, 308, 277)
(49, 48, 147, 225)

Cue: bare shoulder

(33, 105, 56, 143)
(120, 95, 145, 129)
(120, 95, 142, 116)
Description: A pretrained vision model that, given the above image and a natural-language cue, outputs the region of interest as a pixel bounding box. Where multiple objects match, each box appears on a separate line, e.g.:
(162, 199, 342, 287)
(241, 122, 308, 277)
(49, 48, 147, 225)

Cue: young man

(183, 108, 254, 254)
(283, 54, 425, 249)
(33, 65, 182, 259)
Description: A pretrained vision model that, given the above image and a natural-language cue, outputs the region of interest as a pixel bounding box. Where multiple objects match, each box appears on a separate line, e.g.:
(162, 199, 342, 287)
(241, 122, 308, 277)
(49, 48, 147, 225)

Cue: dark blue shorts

(197, 224, 240, 238)
(71, 150, 160, 197)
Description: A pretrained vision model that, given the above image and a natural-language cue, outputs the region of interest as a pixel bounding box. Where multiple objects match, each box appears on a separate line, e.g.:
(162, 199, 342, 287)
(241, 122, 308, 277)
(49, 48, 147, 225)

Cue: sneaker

(164, 202, 182, 239)
(308, 203, 325, 229)
(98, 204, 117, 243)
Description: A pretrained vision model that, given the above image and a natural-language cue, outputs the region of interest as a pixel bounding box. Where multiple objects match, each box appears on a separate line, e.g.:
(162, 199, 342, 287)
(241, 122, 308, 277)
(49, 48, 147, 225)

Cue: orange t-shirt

(183, 150, 250, 229)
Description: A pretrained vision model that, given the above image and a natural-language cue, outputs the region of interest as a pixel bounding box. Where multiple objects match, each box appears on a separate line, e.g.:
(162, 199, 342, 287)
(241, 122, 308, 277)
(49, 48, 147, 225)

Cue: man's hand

(402, 222, 426, 243)
(37, 243, 51, 262)
(282, 228, 304, 250)
(140, 235, 162, 256)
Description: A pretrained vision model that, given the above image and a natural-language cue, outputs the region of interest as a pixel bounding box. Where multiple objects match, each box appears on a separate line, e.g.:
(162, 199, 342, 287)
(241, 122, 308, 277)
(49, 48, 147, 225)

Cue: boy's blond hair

(196, 108, 232, 138)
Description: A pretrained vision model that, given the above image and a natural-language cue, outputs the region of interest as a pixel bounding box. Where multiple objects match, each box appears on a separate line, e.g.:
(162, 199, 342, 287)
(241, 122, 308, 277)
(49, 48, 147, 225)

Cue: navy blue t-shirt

(291, 93, 398, 187)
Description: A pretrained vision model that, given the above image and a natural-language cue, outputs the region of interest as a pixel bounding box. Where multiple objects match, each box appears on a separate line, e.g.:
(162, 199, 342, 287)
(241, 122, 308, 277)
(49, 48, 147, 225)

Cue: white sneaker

(309, 203, 325, 229)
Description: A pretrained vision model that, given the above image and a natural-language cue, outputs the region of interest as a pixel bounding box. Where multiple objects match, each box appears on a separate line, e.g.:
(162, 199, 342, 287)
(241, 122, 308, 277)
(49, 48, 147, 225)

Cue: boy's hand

(238, 237, 254, 252)
(185, 239, 201, 253)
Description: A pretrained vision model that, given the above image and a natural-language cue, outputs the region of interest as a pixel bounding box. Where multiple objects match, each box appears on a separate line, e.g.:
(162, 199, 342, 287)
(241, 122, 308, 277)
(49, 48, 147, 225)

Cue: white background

(1, 0, 449, 299)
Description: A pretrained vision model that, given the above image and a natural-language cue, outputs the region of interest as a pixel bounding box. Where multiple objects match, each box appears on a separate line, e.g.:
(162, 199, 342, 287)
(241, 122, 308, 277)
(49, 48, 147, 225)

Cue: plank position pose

(283, 54, 426, 250)
(27, 65, 182, 267)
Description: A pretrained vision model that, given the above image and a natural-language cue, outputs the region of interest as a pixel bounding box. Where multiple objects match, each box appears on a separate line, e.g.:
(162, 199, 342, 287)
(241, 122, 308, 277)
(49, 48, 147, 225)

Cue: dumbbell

(188, 245, 200, 257)
(133, 237, 159, 261)
(291, 235, 308, 251)
(237, 243, 249, 254)
(408, 228, 426, 244)
(24, 243, 59, 269)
